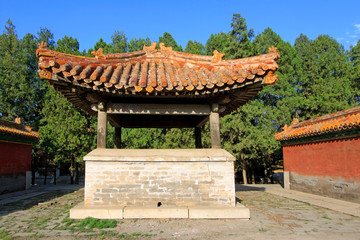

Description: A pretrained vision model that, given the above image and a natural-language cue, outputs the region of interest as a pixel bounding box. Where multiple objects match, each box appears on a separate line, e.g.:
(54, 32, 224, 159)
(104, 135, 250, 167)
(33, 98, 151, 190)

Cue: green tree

(56, 36, 81, 55)
(185, 40, 205, 55)
(128, 37, 151, 52)
(205, 33, 229, 55)
(110, 30, 128, 53)
(0, 20, 42, 127)
(294, 34, 357, 119)
(225, 13, 254, 59)
(348, 40, 360, 102)
(39, 87, 96, 183)
(253, 28, 298, 129)
(158, 32, 183, 51)
(37, 27, 55, 50)
(86, 38, 112, 56)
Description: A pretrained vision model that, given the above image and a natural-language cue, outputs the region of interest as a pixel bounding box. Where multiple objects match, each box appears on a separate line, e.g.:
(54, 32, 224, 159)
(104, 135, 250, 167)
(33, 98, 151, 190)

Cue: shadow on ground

(235, 184, 267, 192)
(0, 184, 83, 217)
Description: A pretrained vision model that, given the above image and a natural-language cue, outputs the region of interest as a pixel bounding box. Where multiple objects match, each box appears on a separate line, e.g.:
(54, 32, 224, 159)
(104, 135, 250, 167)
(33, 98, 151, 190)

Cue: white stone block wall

(84, 149, 236, 207)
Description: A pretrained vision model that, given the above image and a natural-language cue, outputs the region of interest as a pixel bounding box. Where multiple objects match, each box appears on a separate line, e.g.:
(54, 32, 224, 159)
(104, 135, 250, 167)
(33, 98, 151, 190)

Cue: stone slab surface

(84, 148, 235, 162)
(189, 204, 250, 219)
(124, 206, 189, 219)
(0, 191, 47, 205)
(237, 184, 360, 218)
(265, 186, 360, 217)
(69, 202, 250, 219)
(70, 202, 124, 219)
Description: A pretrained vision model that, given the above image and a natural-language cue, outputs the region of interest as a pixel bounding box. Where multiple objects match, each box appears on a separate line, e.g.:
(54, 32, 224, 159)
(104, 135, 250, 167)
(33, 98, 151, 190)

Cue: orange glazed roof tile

(36, 43, 280, 122)
(274, 106, 360, 142)
(0, 118, 39, 142)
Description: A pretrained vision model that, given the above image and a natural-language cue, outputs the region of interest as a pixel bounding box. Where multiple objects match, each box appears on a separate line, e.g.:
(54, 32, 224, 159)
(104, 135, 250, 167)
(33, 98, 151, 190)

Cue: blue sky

(1, 0, 360, 51)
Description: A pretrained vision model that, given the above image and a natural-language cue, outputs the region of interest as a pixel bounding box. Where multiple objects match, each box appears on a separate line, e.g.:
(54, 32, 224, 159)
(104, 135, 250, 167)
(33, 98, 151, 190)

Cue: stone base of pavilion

(70, 202, 250, 219)
(70, 148, 250, 219)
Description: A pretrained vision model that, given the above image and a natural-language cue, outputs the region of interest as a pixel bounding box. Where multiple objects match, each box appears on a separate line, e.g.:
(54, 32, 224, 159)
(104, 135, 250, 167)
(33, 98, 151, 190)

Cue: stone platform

(70, 202, 250, 219)
(84, 149, 237, 207)
(73, 148, 249, 219)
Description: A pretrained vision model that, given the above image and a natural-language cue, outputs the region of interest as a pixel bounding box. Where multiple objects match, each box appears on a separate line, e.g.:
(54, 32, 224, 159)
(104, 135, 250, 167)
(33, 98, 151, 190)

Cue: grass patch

(79, 217, 116, 229)
(0, 230, 12, 240)
(85, 230, 155, 239)
(323, 214, 332, 220)
(58, 217, 117, 232)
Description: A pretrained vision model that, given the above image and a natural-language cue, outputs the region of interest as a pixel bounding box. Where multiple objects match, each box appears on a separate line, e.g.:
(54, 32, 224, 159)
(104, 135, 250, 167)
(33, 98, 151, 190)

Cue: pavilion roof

(0, 118, 39, 143)
(36, 42, 279, 120)
(274, 106, 360, 142)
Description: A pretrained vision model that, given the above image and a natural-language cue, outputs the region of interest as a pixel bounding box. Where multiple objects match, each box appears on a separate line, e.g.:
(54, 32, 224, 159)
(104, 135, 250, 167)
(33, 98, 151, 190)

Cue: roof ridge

(292, 106, 360, 128)
(0, 118, 39, 140)
(275, 106, 360, 142)
(0, 118, 26, 131)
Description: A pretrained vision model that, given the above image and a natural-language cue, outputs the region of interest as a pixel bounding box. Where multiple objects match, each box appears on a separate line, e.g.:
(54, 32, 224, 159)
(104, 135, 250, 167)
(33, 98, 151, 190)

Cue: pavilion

(37, 42, 279, 219)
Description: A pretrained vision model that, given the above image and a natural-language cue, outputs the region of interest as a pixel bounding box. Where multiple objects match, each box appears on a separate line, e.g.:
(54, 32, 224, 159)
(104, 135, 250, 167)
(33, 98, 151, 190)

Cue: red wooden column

(97, 102, 107, 148)
(210, 103, 221, 149)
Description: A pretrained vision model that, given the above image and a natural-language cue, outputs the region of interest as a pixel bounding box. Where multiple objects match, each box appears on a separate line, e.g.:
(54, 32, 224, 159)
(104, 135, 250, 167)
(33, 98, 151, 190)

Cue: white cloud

(354, 24, 360, 32)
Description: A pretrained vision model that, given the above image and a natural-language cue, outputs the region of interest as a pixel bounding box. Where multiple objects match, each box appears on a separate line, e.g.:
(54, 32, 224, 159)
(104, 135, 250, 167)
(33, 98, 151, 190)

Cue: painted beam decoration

(36, 42, 280, 121)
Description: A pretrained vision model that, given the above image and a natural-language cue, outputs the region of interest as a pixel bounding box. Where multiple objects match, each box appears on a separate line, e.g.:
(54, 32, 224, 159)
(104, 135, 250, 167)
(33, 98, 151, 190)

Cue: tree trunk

(242, 168, 248, 185)
(251, 171, 255, 184)
(44, 159, 47, 185)
(75, 162, 79, 184)
(70, 159, 74, 184)
(53, 168, 56, 185)
(241, 154, 248, 184)
(264, 162, 268, 184)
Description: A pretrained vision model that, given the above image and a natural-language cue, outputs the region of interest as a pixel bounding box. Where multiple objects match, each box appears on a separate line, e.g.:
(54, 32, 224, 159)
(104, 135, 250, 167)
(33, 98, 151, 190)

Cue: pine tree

(294, 34, 356, 119)
(56, 36, 81, 55)
(205, 33, 229, 55)
(128, 37, 151, 52)
(158, 32, 183, 51)
(225, 13, 254, 59)
(185, 40, 205, 55)
(110, 30, 128, 53)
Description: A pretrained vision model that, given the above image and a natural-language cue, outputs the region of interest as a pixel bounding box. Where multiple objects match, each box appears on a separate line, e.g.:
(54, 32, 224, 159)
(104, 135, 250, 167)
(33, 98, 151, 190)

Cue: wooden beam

(108, 114, 121, 127)
(196, 116, 209, 127)
(114, 127, 121, 149)
(97, 103, 107, 148)
(195, 127, 202, 149)
(91, 103, 210, 115)
(210, 104, 221, 149)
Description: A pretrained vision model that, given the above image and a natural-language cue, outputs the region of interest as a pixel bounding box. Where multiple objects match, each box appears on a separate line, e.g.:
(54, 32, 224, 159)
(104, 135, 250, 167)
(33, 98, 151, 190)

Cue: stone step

(70, 202, 250, 220)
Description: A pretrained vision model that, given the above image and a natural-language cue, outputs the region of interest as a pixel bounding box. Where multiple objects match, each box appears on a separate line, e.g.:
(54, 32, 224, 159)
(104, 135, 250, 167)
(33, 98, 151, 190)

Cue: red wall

(0, 141, 32, 174)
(283, 137, 360, 181)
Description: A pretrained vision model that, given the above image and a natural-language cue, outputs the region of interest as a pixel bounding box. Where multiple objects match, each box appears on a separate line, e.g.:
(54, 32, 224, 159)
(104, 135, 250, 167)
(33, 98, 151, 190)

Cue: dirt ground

(0, 186, 360, 240)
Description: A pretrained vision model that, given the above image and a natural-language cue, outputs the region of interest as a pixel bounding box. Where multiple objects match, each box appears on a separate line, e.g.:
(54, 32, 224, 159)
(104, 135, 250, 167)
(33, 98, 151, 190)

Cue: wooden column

(97, 102, 107, 148)
(210, 103, 221, 149)
(194, 127, 202, 148)
(114, 127, 121, 149)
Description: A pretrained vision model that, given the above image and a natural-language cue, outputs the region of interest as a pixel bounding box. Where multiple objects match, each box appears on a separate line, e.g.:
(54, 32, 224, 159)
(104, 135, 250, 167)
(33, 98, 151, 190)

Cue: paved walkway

(236, 184, 360, 217)
(0, 183, 83, 205)
(2, 183, 360, 218)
